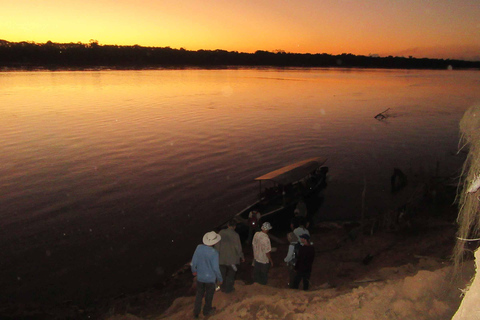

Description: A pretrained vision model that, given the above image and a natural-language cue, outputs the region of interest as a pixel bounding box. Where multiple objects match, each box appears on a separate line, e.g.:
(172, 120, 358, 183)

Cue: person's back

(293, 234, 315, 290)
(296, 243, 315, 273)
(217, 227, 243, 265)
(191, 231, 223, 318)
(293, 226, 310, 239)
(252, 222, 273, 285)
(215, 221, 244, 293)
(192, 244, 221, 283)
(293, 217, 310, 239)
(252, 231, 271, 264)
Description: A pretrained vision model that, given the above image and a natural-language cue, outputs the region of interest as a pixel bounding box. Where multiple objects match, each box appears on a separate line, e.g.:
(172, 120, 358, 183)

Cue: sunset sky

(2, 0, 479, 61)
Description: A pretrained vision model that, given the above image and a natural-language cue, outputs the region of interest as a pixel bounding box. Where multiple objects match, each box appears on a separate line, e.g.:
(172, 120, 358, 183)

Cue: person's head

(299, 234, 310, 245)
(203, 231, 221, 246)
(261, 222, 273, 232)
(287, 232, 298, 243)
(227, 220, 237, 229)
(290, 216, 300, 230)
(298, 217, 307, 227)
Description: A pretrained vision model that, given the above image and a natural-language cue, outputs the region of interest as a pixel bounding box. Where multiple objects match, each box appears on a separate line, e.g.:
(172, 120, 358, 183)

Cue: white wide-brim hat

(261, 222, 273, 230)
(203, 231, 221, 246)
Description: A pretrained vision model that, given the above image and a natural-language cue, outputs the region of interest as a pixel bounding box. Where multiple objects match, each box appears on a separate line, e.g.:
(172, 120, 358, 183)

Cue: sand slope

(157, 263, 471, 320)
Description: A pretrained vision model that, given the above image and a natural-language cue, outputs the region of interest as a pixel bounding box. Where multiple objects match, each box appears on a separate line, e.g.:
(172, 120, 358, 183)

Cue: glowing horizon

(2, 0, 479, 61)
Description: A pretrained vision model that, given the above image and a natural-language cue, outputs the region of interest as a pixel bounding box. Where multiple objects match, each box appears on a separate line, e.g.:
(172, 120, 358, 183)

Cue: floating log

(374, 108, 390, 120)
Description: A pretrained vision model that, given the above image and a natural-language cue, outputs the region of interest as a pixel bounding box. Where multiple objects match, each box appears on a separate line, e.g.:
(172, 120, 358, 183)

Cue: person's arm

(213, 252, 223, 284)
(284, 245, 294, 263)
(235, 234, 245, 262)
(266, 251, 273, 267)
(265, 237, 273, 266)
(191, 247, 198, 275)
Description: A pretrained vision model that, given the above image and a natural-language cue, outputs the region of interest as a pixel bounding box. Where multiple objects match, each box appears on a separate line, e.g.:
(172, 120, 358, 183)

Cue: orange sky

(2, 0, 479, 61)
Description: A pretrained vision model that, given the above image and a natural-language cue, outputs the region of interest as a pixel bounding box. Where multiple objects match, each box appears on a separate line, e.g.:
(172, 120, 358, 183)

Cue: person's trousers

(219, 265, 236, 293)
(293, 270, 311, 290)
(253, 261, 270, 285)
(288, 264, 296, 288)
(193, 281, 216, 316)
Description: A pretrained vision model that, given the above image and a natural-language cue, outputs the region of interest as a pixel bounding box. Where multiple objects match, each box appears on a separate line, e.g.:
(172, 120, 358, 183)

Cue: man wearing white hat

(252, 222, 274, 285)
(191, 231, 223, 318)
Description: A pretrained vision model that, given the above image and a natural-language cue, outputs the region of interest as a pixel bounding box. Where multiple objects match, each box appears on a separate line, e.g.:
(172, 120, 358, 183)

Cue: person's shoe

(204, 307, 217, 316)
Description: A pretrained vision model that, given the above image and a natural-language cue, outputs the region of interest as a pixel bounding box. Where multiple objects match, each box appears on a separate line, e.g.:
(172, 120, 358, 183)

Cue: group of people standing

(190, 213, 315, 318)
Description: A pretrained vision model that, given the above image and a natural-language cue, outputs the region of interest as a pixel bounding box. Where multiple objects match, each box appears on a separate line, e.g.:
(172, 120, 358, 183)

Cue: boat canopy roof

(254, 157, 327, 185)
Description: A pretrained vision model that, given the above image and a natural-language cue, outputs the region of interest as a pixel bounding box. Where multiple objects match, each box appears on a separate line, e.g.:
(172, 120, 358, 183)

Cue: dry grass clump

(454, 105, 480, 271)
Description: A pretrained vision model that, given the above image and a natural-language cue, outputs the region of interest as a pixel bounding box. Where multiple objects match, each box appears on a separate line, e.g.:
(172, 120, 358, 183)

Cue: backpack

(290, 243, 301, 266)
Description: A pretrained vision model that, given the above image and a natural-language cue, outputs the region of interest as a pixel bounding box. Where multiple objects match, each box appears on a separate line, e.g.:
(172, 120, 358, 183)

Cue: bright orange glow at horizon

(2, 0, 479, 61)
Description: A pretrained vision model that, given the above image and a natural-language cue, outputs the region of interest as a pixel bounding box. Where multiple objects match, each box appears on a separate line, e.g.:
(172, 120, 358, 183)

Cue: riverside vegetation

(1, 40, 480, 70)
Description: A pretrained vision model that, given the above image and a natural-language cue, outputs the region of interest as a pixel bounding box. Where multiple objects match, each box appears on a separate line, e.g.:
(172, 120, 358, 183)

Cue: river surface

(0, 68, 479, 306)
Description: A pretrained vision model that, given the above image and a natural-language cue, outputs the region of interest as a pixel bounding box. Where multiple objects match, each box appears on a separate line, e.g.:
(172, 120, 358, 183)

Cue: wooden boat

(233, 157, 328, 226)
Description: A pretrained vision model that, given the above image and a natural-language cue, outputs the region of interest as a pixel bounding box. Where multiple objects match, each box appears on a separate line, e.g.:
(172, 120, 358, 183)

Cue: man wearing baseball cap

(252, 222, 274, 285)
(191, 231, 223, 318)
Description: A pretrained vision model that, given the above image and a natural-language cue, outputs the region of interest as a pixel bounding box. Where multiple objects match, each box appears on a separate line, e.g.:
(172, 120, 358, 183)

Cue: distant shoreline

(1, 40, 479, 71)
(1, 65, 480, 73)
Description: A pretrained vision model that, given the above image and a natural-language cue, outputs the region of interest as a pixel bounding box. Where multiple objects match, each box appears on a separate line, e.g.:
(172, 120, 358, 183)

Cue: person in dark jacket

(215, 220, 245, 293)
(293, 234, 315, 290)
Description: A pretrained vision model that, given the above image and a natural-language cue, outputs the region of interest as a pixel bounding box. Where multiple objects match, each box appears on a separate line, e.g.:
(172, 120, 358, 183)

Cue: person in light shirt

(252, 222, 274, 285)
(293, 217, 310, 240)
(284, 232, 299, 288)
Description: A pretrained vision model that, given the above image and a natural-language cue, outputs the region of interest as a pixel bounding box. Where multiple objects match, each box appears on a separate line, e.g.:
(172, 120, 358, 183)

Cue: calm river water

(0, 68, 479, 307)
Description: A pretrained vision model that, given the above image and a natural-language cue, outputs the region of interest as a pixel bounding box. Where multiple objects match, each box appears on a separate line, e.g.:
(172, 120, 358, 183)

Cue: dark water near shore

(0, 68, 479, 308)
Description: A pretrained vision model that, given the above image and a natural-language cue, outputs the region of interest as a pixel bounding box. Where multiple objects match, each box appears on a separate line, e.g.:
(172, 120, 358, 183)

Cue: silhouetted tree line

(0, 40, 479, 70)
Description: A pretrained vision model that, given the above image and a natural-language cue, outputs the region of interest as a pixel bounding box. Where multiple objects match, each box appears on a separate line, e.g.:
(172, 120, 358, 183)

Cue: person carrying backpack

(284, 232, 299, 288)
